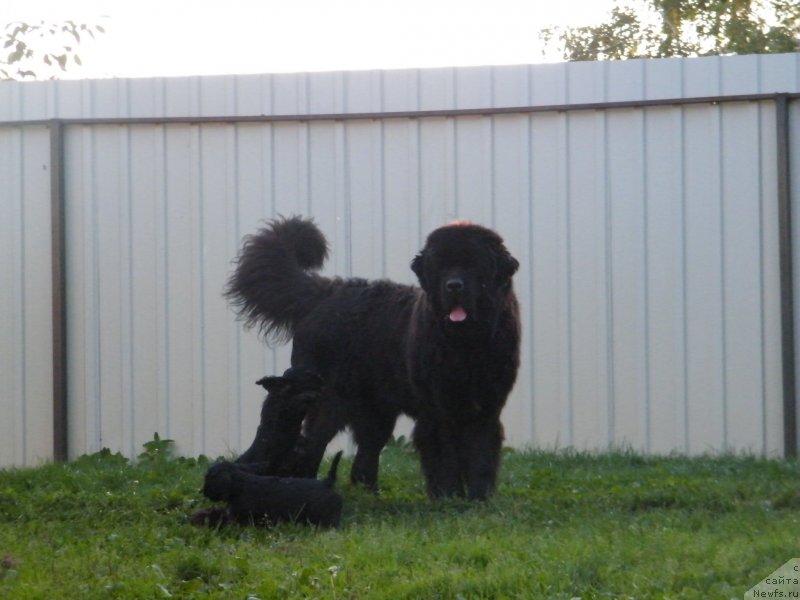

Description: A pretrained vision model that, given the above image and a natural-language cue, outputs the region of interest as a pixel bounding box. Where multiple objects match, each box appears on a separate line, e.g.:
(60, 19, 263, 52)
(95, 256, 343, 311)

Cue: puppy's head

(202, 461, 244, 502)
(256, 368, 323, 420)
(256, 368, 323, 396)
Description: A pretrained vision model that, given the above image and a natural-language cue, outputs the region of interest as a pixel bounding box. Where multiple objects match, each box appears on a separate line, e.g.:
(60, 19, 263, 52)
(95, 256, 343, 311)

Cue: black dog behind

(226, 216, 520, 500)
(201, 451, 344, 528)
(235, 367, 322, 473)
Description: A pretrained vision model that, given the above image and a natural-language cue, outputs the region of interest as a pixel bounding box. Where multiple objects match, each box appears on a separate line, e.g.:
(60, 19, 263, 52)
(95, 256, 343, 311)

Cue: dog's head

(202, 461, 244, 502)
(411, 221, 518, 328)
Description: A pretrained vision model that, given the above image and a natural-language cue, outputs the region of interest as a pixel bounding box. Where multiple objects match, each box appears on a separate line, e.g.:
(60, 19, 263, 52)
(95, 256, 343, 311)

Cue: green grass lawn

(0, 436, 798, 599)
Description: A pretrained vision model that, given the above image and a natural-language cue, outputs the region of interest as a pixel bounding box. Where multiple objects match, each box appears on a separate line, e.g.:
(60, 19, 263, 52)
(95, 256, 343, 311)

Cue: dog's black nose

(445, 278, 464, 292)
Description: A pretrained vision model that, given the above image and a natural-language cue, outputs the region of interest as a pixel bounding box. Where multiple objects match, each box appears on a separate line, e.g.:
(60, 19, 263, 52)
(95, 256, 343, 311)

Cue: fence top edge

(1, 92, 798, 129)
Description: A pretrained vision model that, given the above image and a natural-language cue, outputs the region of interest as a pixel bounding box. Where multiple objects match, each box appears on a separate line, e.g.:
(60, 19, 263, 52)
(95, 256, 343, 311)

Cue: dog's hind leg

(350, 414, 397, 491)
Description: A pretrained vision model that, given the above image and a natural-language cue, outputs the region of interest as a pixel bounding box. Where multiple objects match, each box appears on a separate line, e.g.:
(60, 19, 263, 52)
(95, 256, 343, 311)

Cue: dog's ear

(495, 249, 519, 284)
(411, 251, 428, 289)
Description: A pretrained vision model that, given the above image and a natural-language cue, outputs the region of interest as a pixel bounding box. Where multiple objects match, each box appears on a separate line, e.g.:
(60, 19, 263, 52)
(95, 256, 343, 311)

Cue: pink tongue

(449, 306, 467, 322)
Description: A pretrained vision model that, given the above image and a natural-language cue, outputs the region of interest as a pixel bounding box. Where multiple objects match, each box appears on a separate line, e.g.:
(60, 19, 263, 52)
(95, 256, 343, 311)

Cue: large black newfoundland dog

(227, 216, 520, 500)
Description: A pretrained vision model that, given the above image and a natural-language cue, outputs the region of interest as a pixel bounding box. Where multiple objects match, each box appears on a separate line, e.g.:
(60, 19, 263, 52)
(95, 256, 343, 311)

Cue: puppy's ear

(256, 376, 291, 394)
(496, 249, 519, 283)
(227, 469, 245, 496)
(411, 251, 427, 289)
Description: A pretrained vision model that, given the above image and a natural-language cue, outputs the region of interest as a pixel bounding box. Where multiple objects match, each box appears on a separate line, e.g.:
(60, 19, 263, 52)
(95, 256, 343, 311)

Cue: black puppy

(201, 451, 344, 528)
(235, 367, 323, 473)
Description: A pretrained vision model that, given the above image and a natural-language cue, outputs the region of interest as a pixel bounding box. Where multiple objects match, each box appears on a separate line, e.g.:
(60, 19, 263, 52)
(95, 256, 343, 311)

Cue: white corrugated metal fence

(1, 53, 799, 466)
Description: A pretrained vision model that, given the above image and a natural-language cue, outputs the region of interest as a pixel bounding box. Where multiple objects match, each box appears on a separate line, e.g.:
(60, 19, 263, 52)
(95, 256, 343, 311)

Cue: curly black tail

(324, 451, 343, 488)
(225, 216, 333, 343)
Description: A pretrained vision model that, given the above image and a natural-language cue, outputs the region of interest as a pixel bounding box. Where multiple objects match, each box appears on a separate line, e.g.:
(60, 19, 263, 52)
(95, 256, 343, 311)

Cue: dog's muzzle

(442, 276, 469, 322)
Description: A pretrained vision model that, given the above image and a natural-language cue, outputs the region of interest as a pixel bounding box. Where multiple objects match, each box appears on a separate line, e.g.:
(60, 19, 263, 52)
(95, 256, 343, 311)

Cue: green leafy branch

(2, 19, 106, 80)
(539, 0, 800, 61)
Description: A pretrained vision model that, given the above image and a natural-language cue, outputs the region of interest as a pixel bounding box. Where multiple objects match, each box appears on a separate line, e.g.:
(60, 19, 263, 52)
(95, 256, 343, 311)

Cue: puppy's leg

(350, 414, 397, 491)
(413, 417, 465, 498)
(189, 507, 230, 528)
(459, 418, 504, 500)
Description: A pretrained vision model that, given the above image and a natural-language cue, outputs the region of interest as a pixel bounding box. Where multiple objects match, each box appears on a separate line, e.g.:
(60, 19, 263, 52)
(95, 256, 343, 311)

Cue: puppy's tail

(323, 451, 344, 488)
(225, 216, 334, 343)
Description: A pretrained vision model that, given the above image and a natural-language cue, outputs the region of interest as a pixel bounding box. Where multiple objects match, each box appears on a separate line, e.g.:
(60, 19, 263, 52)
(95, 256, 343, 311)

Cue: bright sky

(5, 0, 616, 79)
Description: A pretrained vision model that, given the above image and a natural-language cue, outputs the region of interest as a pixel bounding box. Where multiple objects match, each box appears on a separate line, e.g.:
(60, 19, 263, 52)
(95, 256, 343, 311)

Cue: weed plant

(0, 434, 798, 599)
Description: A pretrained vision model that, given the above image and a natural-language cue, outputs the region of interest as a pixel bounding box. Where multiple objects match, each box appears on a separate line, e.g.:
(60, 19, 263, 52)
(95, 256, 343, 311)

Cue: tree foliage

(2, 20, 105, 80)
(540, 0, 800, 61)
